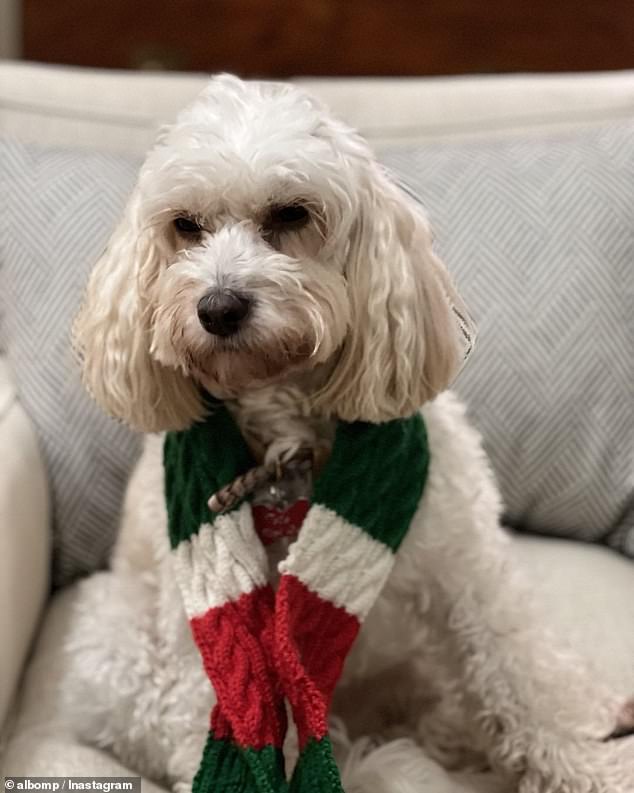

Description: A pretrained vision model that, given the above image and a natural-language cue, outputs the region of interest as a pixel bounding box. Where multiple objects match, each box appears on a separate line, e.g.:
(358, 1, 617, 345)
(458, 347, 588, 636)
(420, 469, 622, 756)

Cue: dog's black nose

(197, 290, 251, 337)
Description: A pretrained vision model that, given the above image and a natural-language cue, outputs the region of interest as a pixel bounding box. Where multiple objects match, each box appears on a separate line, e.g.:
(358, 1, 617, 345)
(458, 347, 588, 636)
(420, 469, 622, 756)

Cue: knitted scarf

(164, 402, 429, 792)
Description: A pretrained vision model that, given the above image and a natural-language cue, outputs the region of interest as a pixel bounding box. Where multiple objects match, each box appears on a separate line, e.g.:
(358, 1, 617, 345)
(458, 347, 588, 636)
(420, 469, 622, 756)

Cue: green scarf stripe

(165, 406, 428, 554)
(312, 416, 429, 552)
(288, 736, 344, 793)
(193, 732, 287, 793)
(164, 404, 254, 549)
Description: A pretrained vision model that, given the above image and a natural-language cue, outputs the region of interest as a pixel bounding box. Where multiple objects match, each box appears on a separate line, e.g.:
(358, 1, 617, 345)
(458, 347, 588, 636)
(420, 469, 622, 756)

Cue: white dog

(67, 75, 633, 793)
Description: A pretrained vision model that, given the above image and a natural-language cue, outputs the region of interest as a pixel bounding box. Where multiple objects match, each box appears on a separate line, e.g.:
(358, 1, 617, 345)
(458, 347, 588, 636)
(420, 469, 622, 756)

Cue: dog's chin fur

(196, 349, 312, 399)
(66, 74, 634, 792)
(174, 337, 318, 398)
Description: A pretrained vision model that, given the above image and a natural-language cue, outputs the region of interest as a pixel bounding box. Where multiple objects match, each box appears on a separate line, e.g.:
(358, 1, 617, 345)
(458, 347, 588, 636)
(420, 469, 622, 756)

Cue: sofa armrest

(0, 358, 51, 732)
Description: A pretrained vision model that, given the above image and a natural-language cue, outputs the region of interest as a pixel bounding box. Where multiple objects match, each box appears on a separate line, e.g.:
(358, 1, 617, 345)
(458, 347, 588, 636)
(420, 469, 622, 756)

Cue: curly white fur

(66, 75, 633, 793)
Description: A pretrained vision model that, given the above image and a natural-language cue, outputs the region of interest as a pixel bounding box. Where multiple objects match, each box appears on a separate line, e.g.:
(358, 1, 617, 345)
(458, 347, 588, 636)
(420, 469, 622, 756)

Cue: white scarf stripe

(174, 503, 269, 618)
(278, 504, 394, 620)
(173, 503, 394, 622)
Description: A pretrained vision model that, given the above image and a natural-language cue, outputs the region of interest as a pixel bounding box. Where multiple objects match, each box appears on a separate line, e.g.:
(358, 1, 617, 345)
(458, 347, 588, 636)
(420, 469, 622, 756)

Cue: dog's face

(141, 81, 358, 401)
(74, 75, 473, 432)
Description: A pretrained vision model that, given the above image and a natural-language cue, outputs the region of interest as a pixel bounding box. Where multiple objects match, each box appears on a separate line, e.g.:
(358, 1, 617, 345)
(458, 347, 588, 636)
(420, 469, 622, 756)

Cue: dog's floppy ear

(316, 165, 474, 423)
(73, 190, 204, 432)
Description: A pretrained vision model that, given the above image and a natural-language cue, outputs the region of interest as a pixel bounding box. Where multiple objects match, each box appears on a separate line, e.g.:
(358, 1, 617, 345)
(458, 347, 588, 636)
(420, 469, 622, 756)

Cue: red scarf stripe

(174, 505, 270, 620)
(190, 583, 287, 750)
(275, 574, 360, 747)
(278, 505, 395, 620)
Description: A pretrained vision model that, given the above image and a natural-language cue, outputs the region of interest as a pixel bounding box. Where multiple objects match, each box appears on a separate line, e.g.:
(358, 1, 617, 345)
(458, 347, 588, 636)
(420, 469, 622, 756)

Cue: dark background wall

(22, 0, 634, 76)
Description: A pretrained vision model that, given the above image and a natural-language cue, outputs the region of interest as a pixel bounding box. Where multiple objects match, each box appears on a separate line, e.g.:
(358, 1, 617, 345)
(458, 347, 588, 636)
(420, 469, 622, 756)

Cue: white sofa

(1, 62, 633, 782)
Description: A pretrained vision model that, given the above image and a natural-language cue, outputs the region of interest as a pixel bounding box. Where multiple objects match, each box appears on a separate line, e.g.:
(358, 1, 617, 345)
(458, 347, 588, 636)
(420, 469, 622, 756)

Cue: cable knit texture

(312, 418, 429, 550)
(164, 401, 429, 792)
(164, 400, 254, 548)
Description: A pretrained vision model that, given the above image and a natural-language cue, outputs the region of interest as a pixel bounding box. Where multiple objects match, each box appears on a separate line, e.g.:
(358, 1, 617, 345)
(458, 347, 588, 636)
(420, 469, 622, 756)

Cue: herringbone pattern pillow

(383, 124, 634, 554)
(0, 142, 141, 585)
(0, 122, 632, 586)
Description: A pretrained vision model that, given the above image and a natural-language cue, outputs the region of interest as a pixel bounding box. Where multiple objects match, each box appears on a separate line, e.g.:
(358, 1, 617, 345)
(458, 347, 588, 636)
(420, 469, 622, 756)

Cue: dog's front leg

(409, 395, 634, 792)
(409, 509, 634, 792)
(424, 531, 634, 791)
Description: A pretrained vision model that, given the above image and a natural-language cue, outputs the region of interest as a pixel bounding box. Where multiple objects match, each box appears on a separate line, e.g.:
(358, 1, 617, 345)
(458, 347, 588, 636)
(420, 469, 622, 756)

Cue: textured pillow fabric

(382, 122, 634, 555)
(1, 121, 632, 587)
(0, 141, 142, 586)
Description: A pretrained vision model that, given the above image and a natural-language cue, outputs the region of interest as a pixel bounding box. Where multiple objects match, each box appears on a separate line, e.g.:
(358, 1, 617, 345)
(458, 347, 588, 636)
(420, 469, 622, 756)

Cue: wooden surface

(23, 0, 634, 76)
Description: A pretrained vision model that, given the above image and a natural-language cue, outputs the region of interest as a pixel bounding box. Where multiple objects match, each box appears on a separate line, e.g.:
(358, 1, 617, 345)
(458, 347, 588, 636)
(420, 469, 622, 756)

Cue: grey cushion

(0, 141, 141, 586)
(382, 122, 634, 554)
(0, 121, 632, 587)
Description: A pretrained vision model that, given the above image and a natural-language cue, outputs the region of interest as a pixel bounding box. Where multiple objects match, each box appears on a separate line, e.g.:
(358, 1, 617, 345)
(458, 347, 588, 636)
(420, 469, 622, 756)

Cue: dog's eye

(266, 204, 310, 230)
(173, 216, 202, 235)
